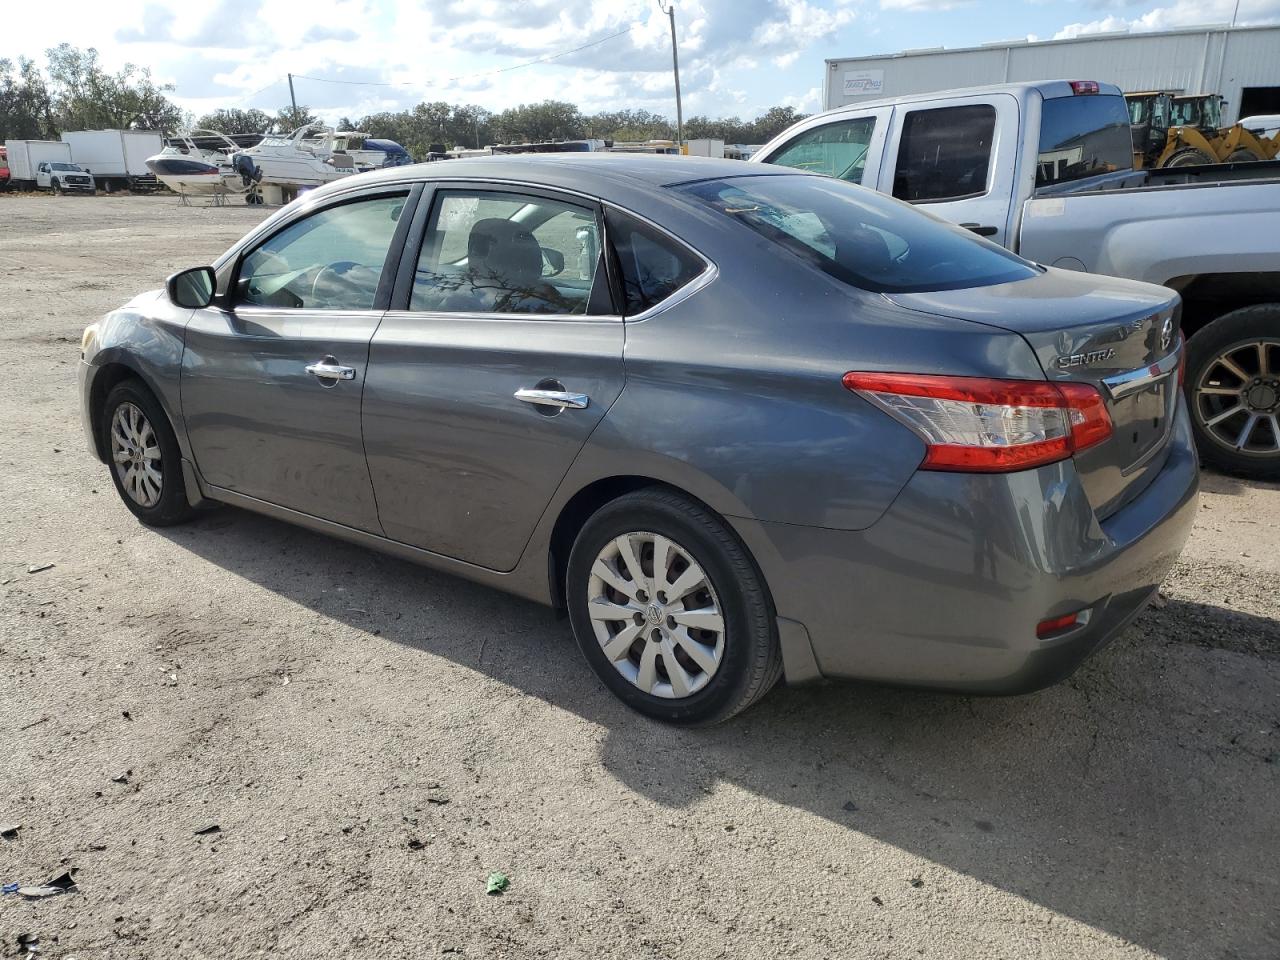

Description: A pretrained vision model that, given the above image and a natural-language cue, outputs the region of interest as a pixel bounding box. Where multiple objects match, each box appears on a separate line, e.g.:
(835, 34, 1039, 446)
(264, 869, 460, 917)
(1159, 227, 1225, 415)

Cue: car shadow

(158, 506, 1280, 960)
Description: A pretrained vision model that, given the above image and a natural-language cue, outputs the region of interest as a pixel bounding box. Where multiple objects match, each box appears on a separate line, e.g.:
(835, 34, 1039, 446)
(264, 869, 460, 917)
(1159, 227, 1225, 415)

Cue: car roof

(309, 152, 806, 203)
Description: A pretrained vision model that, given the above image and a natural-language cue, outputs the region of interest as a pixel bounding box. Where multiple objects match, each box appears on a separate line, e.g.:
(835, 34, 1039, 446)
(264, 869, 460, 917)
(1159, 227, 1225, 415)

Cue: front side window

(892, 105, 996, 203)
(412, 190, 608, 315)
(679, 174, 1037, 294)
(236, 194, 407, 310)
(763, 116, 877, 183)
(605, 209, 706, 315)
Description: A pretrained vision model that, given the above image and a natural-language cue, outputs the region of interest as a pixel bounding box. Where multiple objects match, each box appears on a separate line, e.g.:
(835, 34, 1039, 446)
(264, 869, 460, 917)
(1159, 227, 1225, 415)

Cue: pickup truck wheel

(50, 179, 61, 195)
(1164, 148, 1213, 167)
(1186, 305, 1280, 480)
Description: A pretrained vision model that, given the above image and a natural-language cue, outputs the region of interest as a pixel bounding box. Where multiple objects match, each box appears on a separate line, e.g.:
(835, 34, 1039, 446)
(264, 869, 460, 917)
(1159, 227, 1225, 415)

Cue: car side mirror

(167, 266, 217, 309)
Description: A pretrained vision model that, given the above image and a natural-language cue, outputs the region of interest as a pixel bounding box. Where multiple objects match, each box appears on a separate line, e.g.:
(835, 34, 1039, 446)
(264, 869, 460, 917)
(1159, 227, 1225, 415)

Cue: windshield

(1037, 94, 1133, 187)
(51, 162, 81, 171)
(678, 175, 1037, 294)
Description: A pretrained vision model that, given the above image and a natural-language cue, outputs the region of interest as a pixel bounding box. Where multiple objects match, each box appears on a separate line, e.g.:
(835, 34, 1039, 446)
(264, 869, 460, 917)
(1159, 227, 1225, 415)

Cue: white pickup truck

(754, 80, 1280, 479)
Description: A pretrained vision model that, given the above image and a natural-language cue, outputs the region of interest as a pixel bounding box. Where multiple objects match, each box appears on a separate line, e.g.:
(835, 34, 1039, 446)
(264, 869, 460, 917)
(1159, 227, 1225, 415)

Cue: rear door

(182, 186, 417, 532)
(756, 107, 893, 188)
(362, 183, 625, 571)
(877, 94, 1019, 246)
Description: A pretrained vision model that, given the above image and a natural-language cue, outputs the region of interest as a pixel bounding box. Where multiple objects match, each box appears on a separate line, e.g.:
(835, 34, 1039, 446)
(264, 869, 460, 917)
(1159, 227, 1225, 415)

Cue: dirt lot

(1, 194, 1278, 960)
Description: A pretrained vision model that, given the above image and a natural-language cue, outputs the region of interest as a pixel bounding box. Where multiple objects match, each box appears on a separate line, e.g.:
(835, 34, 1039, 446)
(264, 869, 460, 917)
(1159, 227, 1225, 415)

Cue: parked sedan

(79, 155, 1198, 724)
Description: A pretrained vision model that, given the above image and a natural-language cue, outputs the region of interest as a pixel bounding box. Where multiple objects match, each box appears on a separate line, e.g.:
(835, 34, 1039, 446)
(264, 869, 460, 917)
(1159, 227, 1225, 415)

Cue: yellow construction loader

(1125, 92, 1280, 168)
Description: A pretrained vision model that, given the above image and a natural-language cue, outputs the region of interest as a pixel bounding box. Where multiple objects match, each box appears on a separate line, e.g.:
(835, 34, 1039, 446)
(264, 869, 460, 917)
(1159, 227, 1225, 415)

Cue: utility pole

(287, 73, 298, 122)
(660, 3, 684, 150)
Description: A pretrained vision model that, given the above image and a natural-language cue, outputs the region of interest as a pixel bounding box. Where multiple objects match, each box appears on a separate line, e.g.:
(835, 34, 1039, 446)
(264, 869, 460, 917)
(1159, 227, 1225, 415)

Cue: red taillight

(1069, 80, 1100, 95)
(842, 372, 1114, 473)
(1036, 611, 1083, 639)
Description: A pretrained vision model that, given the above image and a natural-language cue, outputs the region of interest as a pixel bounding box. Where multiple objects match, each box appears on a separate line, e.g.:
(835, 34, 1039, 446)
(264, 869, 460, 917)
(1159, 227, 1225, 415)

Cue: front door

(362, 185, 625, 571)
(182, 189, 414, 532)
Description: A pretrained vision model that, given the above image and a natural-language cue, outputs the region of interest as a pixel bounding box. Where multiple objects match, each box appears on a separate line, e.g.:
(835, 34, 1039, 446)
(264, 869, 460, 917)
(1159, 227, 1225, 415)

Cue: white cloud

(880, 0, 973, 10)
(1055, 0, 1280, 38)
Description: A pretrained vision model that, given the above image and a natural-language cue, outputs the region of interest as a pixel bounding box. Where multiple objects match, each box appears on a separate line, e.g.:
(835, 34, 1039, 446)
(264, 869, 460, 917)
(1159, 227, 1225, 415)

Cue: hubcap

(110, 402, 163, 507)
(587, 531, 725, 700)
(1194, 339, 1280, 456)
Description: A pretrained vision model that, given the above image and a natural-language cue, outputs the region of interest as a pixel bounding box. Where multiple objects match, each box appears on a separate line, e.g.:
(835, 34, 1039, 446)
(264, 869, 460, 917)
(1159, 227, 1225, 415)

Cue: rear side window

(1037, 94, 1134, 187)
(605, 209, 705, 314)
(679, 174, 1037, 294)
(892, 105, 996, 203)
(763, 116, 877, 183)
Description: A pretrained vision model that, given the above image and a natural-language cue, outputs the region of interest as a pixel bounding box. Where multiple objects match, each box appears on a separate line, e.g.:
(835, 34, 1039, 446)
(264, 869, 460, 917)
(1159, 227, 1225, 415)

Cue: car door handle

(960, 223, 999, 237)
(514, 388, 590, 410)
(305, 358, 356, 381)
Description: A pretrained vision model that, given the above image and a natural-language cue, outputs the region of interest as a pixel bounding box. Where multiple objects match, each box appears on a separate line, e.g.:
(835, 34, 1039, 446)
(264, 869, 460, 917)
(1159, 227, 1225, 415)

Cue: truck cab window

(892, 105, 996, 203)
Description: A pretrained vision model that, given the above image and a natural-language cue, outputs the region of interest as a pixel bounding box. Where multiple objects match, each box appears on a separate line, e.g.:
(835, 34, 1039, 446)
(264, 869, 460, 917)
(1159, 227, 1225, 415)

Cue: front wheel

(566, 489, 781, 725)
(1185, 305, 1280, 479)
(1163, 148, 1214, 167)
(50, 179, 61, 194)
(101, 379, 197, 526)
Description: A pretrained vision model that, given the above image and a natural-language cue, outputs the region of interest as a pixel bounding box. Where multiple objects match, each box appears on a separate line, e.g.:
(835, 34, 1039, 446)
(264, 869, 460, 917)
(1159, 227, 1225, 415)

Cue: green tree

(274, 105, 319, 132)
(45, 43, 184, 132)
(0, 57, 56, 140)
(193, 107, 274, 135)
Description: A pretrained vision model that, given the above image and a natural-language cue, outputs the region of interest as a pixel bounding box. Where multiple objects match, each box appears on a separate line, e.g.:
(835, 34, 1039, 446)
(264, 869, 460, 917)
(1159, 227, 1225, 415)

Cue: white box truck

(4, 140, 96, 193)
(686, 138, 726, 158)
(61, 130, 163, 192)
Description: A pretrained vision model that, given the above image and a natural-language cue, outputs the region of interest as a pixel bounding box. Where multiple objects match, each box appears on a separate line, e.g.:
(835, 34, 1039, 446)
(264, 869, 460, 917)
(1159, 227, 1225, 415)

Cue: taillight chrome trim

(1101, 337, 1183, 399)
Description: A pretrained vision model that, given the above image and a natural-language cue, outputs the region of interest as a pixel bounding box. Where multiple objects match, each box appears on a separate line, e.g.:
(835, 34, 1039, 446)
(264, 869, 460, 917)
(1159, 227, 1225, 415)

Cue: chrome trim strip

(1102, 338, 1183, 399)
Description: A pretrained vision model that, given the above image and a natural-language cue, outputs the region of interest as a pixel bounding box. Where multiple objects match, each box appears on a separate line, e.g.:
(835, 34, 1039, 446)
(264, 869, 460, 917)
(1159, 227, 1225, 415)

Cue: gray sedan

(79, 155, 1198, 724)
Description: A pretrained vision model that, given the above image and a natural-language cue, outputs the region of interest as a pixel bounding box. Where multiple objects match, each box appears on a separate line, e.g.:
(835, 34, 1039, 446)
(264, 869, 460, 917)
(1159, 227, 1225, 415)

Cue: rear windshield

(677, 174, 1037, 294)
(1037, 94, 1133, 188)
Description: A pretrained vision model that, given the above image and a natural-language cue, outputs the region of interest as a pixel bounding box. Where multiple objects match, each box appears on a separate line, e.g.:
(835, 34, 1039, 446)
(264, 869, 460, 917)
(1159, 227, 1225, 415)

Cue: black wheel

(1226, 149, 1261, 163)
(100, 379, 197, 526)
(51, 179, 61, 194)
(1163, 148, 1214, 167)
(1185, 305, 1280, 480)
(566, 489, 782, 725)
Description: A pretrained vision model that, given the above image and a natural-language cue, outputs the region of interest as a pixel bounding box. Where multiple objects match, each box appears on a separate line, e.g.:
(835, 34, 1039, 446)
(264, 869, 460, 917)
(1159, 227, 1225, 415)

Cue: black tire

(100, 379, 197, 526)
(1163, 148, 1214, 167)
(1185, 305, 1280, 480)
(566, 488, 782, 725)
(1226, 149, 1261, 163)
(50, 179, 61, 195)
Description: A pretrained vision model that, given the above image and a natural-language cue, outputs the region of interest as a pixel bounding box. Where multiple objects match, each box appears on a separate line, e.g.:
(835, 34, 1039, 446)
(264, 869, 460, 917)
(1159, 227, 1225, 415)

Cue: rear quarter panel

(573, 201, 1048, 531)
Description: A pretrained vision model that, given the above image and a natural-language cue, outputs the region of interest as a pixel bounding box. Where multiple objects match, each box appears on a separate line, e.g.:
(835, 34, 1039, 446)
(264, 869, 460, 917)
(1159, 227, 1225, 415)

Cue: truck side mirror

(167, 266, 216, 309)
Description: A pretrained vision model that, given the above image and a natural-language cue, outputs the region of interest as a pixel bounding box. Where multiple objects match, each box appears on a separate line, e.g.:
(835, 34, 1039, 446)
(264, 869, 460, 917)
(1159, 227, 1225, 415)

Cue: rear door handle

(960, 223, 999, 237)
(305, 357, 356, 381)
(514, 388, 590, 410)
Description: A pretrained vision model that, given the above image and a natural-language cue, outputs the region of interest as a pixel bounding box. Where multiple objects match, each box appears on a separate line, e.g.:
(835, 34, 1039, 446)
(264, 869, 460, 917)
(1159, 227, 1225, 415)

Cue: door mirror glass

(167, 266, 216, 309)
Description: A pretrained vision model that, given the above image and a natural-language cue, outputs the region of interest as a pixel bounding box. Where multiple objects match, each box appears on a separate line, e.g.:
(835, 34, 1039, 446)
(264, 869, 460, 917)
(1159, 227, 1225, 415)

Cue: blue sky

(5, 0, 1279, 122)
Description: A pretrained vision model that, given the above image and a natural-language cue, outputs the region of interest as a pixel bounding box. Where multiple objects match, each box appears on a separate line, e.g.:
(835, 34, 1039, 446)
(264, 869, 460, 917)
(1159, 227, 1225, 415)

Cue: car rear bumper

(730, 396, 1200, 694)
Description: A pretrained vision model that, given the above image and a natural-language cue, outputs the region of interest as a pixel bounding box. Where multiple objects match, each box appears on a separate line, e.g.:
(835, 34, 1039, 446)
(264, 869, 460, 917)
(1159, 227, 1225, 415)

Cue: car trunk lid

(885, 268, 1182, 518)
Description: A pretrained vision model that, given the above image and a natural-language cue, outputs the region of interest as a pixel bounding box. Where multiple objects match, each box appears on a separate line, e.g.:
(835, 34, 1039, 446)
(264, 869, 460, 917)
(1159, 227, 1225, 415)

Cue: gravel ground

(1, 194, 1278, 960)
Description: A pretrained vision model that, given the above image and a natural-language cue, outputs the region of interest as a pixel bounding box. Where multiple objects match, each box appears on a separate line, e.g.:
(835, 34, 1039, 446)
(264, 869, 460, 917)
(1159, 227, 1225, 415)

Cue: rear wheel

(566, 489, 781, 725)
(1186, 305, 1280, 479)
(1163, 148, 1214, 167)
(101, 379, 197, 526)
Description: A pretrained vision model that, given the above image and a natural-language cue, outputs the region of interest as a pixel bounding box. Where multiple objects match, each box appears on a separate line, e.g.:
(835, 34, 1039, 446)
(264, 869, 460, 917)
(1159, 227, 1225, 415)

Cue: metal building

(825, 24, 1280, 123)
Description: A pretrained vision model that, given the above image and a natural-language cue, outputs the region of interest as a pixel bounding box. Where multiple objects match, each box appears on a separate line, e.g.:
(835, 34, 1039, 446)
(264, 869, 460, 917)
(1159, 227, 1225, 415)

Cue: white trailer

(4, 139, 72, 188)
(686, 138, 726, 158)
(61, 130, 163, 192)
